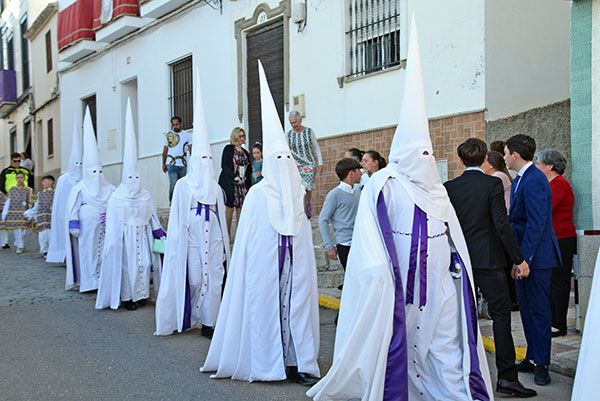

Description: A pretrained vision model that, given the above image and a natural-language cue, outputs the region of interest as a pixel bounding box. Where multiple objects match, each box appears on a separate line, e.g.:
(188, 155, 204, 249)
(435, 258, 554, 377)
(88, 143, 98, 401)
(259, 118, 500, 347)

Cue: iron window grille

(169, 56, 193, 130)
(47, 118, 54, 156)
(347, 0, 401, 77)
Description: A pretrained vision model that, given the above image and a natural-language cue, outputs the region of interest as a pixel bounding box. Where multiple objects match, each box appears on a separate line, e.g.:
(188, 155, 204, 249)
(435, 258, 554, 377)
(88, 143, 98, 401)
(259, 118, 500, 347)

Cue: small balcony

(95, 15, 148, 43)
(0, 70, 17, 114)
(141, 0, 193, 19)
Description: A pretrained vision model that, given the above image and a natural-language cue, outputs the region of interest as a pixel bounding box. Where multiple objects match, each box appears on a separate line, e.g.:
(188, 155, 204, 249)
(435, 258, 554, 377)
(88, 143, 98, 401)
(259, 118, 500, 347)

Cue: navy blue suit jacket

(509, 164, 561, 269)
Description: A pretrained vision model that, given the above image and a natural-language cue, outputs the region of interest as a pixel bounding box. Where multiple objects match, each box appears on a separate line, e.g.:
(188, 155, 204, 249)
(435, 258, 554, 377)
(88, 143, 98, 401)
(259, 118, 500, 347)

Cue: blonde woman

(218, 127, 252, 231)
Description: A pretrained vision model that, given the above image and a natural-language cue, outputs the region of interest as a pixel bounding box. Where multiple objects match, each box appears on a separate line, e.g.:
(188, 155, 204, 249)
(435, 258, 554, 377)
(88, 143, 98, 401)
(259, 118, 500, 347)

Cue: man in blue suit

(504, 134, 561, 386)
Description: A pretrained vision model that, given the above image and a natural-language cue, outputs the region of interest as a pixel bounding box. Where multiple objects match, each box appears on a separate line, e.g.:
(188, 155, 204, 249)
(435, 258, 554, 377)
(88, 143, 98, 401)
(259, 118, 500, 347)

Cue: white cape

(155, 178, 230, 335)
(307, 167, 493, 401)
(201, 183, 320, 381)
(571, 246, 600, 401)
(95, 190, 163, 310)
(64, 181, 115, 292)
(46, 173, 79, 263)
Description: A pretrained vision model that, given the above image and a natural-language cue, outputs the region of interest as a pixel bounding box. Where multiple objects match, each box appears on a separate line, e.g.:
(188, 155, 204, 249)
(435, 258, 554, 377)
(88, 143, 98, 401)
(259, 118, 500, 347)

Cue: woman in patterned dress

(286, 111, 323, 219)
(218, 127, 252, 232)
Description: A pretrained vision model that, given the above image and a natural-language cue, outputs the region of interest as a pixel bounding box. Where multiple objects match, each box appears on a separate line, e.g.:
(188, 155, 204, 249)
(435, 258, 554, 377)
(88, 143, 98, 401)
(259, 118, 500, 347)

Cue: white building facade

(57, 0, 570, 210)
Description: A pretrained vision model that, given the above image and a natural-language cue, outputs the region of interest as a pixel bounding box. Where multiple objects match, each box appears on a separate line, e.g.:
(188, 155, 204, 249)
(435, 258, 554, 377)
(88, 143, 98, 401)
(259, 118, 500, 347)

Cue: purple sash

(376, 191, 409, 401)
(196, 202, 210, 221)
(451, 252, 490, 401)
(406, 206, 428, 307)
(182, 270, 192, 331)
(278, 235, 293, 277)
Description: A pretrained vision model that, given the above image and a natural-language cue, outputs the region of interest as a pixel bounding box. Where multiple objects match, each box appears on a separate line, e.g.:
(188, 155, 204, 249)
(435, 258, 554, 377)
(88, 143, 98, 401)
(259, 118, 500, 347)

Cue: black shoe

(288, 366, 320, 386)
(496, 379, 537, 398)
(511, 302, 520, 312)
(516, 359, 535, 373)
(201, 325, 214, 339)
(123, 300, 137, 311)
(534, 365, 551, 386)
(136, 298, 148, 307)
(337, 284, 344, 291)
(2, 244, 9, 249)
(551, 328, 567, 338)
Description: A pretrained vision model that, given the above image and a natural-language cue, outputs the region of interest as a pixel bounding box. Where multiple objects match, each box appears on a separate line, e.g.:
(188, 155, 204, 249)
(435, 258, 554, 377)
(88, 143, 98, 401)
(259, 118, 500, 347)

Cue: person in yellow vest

(0, 153, 33, 194)
(1, 171, 34, 253)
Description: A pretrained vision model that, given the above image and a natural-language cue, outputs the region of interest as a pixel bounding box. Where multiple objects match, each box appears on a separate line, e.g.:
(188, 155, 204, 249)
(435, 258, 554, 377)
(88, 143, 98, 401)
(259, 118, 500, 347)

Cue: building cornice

(24, 2, 58, 40)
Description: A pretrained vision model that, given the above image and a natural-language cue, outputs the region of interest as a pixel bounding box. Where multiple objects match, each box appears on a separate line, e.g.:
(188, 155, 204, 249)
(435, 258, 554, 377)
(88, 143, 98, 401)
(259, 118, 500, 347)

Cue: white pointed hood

(117, 99, 143, 197)
(81, 106, 113, 201)
(258, 60, 306, 236)
(67, 114, 83, 180)
(387, 16, 450, 221)
(184, 68, 219, 205)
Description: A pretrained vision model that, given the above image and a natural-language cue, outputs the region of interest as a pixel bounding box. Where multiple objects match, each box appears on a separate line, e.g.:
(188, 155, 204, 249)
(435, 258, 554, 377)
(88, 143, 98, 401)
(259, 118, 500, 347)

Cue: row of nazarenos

(41, 16, 502, 400)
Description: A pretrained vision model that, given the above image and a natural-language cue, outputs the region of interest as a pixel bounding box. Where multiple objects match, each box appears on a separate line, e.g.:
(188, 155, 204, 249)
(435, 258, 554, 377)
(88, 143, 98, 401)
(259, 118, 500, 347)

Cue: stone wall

(312, 110, 486, 216)
(486, 100, 572, 181)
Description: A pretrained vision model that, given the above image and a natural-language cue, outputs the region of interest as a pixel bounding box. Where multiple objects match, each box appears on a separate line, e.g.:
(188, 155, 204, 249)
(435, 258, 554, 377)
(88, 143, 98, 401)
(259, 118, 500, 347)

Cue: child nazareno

(1, 172, 33, 254)
(24, 175, 55, 257)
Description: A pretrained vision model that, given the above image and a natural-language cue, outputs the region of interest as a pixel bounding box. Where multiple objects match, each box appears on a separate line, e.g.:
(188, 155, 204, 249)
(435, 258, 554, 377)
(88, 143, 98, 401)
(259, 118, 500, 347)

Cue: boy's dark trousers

(336, 244, 351, 269)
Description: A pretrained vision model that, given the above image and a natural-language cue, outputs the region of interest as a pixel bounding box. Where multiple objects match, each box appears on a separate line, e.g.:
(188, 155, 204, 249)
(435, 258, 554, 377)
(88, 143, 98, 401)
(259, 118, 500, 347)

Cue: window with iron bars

(347, 0, 401, 77)
(169, 56, 193, 130)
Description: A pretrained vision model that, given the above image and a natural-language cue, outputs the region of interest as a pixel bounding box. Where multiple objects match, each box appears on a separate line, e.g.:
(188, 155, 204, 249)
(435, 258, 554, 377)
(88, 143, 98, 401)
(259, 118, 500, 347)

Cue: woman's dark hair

(489, 141, 505, 154)
(346, 147, 364, 162)
(252, 142, 262, 152)
(364, 150, 387, 170)
(487, 151, 512, 182)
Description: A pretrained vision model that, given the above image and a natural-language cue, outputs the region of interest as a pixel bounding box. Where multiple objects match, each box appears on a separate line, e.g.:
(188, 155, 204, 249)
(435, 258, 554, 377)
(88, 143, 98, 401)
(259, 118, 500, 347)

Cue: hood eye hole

(287, 155, 291, 158)
(92, 170, 97, 173)
(277, 155, 282, 159)
(422, 151, 430, 156)
(128, 176, 132, 178)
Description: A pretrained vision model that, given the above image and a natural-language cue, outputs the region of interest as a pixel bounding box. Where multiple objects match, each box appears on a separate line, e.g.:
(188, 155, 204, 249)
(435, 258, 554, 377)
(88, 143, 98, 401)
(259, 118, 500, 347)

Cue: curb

(318, 293, 528, 361)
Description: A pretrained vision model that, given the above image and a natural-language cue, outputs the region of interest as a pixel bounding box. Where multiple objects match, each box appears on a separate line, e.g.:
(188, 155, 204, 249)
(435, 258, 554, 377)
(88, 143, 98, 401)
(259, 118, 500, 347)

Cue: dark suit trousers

(552, 237, 576, 331)
(336, 244, 351, 270)
(474, 268, 517, 381)
(516, 269, 553, 366)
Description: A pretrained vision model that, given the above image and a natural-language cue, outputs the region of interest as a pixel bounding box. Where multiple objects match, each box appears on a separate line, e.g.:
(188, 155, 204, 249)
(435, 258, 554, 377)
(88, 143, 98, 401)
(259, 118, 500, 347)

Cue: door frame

(234, 0, 291, 124)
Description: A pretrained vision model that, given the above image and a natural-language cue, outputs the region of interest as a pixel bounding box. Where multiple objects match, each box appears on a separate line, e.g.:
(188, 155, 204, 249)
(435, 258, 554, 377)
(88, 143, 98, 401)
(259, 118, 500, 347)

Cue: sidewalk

(318, 288, 581, 377)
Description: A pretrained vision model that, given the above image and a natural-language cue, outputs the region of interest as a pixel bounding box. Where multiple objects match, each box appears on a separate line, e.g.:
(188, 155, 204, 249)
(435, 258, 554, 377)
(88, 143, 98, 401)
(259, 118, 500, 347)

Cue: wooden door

(246, 19, 284, 147)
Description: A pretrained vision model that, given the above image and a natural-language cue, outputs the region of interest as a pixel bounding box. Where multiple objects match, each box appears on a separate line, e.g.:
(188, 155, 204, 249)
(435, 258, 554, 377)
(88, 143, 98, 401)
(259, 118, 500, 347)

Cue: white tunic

(571, 246, 600, 401)
(307, 169, 493, 401)
(65, 184, 114, 292)
(95, 191, 163, 310)
(201, 185, 320, 381)
(155, 178, 230, 335)
(46, 173, 78, 263)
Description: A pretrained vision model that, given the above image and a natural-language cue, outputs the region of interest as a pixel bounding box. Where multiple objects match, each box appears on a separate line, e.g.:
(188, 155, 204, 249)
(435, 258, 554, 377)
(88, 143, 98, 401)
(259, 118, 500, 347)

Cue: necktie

(513, 174, 522, 194)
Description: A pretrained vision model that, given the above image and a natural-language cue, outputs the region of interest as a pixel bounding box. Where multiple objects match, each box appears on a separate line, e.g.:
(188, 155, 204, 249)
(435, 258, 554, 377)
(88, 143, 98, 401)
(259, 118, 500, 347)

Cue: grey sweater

(318, 183, 361, 250)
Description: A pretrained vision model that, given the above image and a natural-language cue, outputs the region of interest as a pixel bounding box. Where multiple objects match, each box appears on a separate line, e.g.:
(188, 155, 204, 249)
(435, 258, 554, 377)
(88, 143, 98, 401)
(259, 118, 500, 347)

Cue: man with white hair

(202, 61, 320, 386)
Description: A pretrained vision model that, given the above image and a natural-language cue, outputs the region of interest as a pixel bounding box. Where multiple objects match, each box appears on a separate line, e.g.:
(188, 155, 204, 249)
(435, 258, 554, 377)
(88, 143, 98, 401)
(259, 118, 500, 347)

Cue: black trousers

(474, 268, 517, 381)
(552, 237, 577, 331)
(336, 244, 351, 270)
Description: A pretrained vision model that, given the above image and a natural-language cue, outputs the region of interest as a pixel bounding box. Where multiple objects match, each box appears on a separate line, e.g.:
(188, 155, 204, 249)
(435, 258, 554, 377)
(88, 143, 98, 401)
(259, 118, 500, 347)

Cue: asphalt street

(0, 242, 574, 401)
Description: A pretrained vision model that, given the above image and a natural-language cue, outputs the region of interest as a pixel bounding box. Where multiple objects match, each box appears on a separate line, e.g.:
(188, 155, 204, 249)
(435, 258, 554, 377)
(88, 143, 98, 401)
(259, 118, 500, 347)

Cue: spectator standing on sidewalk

(318, 158, 362, 286)
(504, 134, 561, 386)
(287, 110, 323, 219)
(162, 116, 192, 203)
(445, 138, 536, 398)
(534, 149, 576, 338)
(0, 153, 33, 194)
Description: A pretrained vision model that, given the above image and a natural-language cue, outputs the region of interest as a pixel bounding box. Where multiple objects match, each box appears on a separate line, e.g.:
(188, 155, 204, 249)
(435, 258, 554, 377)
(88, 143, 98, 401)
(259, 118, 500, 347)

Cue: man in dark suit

(504, 134, 561, 386)
(445, 138, 536, 398)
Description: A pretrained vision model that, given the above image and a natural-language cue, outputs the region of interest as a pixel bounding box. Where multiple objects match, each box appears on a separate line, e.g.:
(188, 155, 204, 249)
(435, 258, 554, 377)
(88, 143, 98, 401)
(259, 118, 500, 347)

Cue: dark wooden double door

(246, 19, 284, 147)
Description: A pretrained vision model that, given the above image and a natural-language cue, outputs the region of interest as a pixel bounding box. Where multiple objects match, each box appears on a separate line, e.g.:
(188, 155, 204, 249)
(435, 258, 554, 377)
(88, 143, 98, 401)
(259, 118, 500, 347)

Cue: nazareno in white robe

(95, 189, 164, 310)
(46, 173, 78, 263)
(571, 246, 600, 401)
(154, 178, 230, 335)
(64, 182, 115, 292)
(307, 168, 493, 401)
(201, 183, 320, 382)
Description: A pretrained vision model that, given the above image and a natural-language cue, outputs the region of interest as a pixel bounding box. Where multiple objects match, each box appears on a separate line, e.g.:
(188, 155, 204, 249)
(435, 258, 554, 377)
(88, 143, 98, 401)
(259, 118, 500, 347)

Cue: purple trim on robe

(452, 252, 490, 401)
(278, 235, 293, 277)
(152, 228, 166, 239)
(417, 208, 428, 308)
(196, 202, 210, 222)
(68, 220, 80, 230)
(406, 207, 420, 304)
(70, 236, 78, 283)
(376, 191, 409, 401)
(182, 267, 192, 331)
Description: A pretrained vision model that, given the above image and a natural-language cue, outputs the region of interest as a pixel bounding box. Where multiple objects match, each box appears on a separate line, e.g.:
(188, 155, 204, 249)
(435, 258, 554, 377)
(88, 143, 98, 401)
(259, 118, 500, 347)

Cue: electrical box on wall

(292, 94, 306, 117)
(292, 1, 306, 24)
